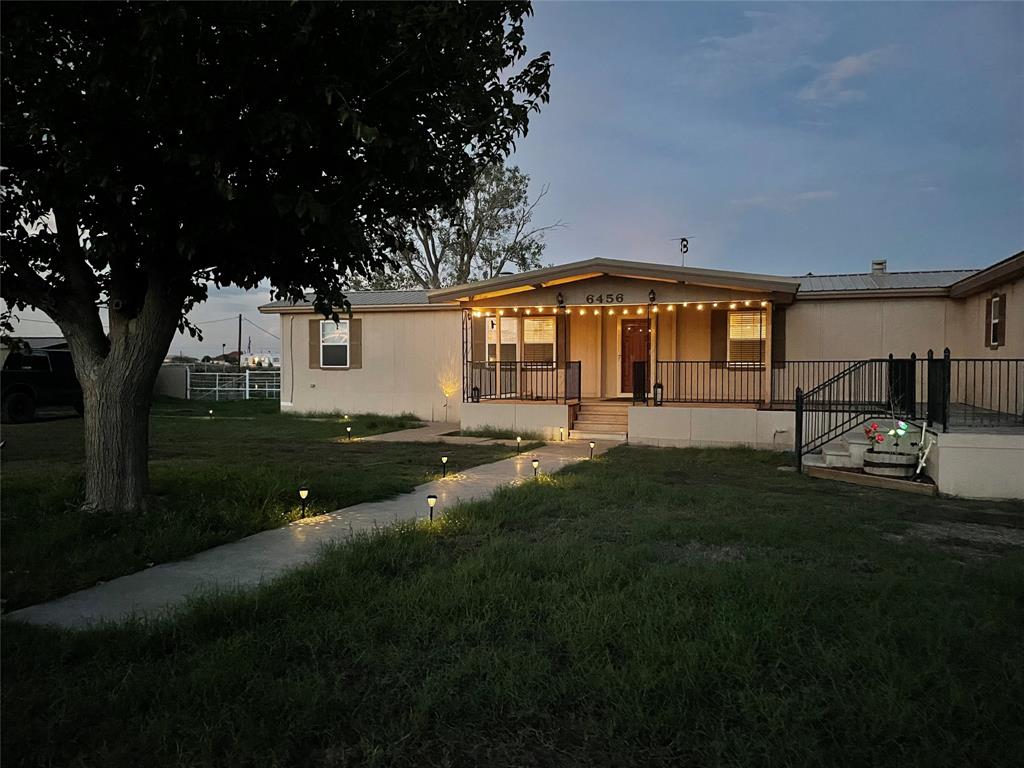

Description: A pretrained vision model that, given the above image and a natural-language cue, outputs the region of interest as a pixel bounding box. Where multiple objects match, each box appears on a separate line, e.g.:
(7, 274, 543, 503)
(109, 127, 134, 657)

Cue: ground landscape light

(532, 458, 540, 477)
(589, 440, 595, 459)
(427, 493, 437, 521)
(516, 435, 522, 453)
(346, 425, 352, 440)
(298, 485, 309, 513)
(441, 455, 449, 477)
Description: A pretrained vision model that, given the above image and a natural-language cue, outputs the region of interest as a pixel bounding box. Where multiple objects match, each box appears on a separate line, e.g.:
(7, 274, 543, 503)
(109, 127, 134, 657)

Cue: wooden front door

(620, 319, 649, 394)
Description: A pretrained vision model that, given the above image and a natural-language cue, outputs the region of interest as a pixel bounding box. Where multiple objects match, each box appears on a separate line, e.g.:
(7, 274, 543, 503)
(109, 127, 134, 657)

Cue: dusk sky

(8, 1, 1022, 357)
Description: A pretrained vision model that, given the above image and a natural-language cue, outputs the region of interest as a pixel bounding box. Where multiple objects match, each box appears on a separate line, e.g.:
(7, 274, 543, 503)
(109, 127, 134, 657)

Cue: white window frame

(990, 295, 1001, 347)
(320, 319, 350, 369)
(727, 310, 765, 368)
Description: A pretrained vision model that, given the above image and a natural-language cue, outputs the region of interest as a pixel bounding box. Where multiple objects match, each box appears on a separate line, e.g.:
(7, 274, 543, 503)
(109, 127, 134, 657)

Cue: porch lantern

(589, 440, 595, 459)
(441, 455, 449, 477)
(427, 493, 437, 521)
(531, 458, 540, 478)
(653, 382, 664, 407)
(471, 385, 481, 403)
(648, 289, 656, 304)
(298, 485, 310, 514)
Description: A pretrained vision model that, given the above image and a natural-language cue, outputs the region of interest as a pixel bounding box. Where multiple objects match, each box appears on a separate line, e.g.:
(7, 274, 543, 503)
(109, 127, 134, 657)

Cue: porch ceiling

(427, 257, 800, 304)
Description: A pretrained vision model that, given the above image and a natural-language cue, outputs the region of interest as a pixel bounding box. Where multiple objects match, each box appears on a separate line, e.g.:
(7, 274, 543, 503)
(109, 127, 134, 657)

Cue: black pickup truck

(1, 348, 83, 422)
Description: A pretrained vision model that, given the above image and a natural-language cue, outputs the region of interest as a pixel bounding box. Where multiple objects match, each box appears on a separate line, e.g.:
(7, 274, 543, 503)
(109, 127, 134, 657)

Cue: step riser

(570, 431, 627, 442)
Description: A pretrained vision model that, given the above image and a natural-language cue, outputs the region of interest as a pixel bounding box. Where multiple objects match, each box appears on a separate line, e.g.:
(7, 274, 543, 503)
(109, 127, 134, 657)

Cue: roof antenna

(671, 236, 690, 266)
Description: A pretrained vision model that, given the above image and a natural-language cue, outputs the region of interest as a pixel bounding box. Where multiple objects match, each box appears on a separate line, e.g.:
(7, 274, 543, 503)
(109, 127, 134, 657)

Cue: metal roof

(260, 290, 430, 311)
(797, 269, 978, 293)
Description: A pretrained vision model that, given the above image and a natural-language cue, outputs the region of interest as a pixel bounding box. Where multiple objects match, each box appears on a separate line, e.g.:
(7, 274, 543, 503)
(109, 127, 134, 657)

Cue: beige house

(260, 251, 1023, 499)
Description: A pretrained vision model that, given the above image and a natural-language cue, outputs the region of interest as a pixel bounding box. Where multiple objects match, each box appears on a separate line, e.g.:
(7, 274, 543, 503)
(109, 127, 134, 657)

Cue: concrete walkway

(7, 440, 608, 630)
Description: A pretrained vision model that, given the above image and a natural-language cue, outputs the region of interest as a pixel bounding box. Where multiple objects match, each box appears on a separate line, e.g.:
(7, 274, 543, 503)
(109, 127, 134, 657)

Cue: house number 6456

(585, 293, 624, 304)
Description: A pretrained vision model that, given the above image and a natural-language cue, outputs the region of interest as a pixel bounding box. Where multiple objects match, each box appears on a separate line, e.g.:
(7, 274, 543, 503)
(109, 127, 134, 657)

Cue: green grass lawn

(3, 447, 1022, 767)
(0, 399, 518, 610)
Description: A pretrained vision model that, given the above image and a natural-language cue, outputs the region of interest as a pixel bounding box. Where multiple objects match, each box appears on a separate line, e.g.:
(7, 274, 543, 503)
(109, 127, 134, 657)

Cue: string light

(729, 302, 737, 309)
(593, 309, 599, 316)
(697, 303, 704, 310)
(761, 300, 768, 307)
(465, 298, 770, 316)
(652, 306, 658, 313)
(668, 305, 675, 311)
(681, 302, 688, 308)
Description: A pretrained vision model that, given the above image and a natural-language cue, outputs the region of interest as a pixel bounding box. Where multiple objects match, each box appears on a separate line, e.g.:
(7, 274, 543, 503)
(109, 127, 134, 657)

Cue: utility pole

(237, 314, 242, 370)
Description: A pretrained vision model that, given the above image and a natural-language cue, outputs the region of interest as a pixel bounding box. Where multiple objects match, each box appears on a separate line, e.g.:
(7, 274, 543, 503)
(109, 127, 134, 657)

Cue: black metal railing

(464, 360, 582, 404)
(944, 355, 1023, 429)
(794, 359, 896, 471)
(655, 361, 764, 404)
(770, 361, 861, 406)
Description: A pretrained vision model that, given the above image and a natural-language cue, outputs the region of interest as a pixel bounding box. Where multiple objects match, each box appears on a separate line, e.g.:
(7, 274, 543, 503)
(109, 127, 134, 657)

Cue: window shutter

(984, 297, 993, 349)
(710, 310, 727, 368)
(997, 293, 1007, 347)
(308, 319, 321, 369)
(471, 316, 486, 361)
(771, 306, 786, 369)
(349, 318, 362, 369)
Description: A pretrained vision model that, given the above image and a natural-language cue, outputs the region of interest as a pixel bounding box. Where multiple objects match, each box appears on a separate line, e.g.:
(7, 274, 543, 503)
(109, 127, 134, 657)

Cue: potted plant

(863, 418, 918, 479)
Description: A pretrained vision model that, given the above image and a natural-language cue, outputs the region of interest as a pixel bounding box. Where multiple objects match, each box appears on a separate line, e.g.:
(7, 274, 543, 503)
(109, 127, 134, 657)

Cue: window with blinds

(728, 311, 765, 366)
(522, 317, 556, 363)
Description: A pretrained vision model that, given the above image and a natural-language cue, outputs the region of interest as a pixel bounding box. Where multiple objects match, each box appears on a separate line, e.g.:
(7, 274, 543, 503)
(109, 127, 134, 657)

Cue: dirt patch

(884, 521, 1024, 559)
(652, 541, 749, 564)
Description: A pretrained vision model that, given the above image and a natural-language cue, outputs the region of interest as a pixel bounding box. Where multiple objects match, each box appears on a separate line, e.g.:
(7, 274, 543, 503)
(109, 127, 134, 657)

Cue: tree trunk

(80, 370, 155, 513)
(59, 278, 185, 514)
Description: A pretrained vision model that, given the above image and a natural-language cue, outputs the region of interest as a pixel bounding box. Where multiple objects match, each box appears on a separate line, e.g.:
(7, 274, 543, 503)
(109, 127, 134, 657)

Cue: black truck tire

(1, 391, 36, 423)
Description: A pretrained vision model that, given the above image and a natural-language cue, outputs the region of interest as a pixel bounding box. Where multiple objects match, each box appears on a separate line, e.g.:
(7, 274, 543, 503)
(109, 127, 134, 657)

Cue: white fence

(187, 370, 281, 400)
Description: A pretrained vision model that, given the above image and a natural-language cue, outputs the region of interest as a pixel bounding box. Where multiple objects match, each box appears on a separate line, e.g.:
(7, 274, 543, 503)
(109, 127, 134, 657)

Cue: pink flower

(875, 434, 885, 443)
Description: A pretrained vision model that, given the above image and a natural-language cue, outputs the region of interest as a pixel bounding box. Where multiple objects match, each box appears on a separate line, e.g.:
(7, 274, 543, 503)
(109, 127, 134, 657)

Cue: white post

(245, 369, 251, 400)
(186, 367, 191, 400)
(215, 372, 220, 401)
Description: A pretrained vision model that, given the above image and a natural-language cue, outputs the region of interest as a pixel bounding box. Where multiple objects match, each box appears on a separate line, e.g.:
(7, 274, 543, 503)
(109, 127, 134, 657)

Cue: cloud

(680, 8, 827, 90)
(731, 189, 838, 213)
(797, 48, 891, 105)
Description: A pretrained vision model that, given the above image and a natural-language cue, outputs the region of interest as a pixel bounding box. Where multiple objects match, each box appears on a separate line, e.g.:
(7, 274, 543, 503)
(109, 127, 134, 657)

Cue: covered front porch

(428, 257, 802, 411)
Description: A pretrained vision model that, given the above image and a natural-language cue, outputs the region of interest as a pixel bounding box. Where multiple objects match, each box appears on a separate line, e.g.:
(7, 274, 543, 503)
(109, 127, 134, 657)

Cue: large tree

(1, 1, 550, 512)
(364, 162, 562, 289)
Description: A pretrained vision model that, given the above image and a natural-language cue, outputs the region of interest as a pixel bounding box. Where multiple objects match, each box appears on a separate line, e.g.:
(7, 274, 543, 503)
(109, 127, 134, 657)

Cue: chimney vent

(871, 259, 887, 274)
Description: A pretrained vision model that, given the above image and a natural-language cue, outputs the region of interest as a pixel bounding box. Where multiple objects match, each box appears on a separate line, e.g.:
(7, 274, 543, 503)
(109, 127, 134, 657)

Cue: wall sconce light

(441, 455, 448, 477)
(427, 494, 437, 521)
(648, 289, 656, 303)
(531, 458, 540, 478)
(298, 485, 309, 513)
(589, 440, 595, 459)
(556, 292, 564, 310)
(653, 382, 664, 407)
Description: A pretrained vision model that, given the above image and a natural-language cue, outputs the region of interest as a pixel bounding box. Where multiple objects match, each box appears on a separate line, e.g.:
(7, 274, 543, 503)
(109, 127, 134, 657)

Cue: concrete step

(569, 429, 627, 442)
(801, 453, 828, 469)
(822, 443, 860, 469)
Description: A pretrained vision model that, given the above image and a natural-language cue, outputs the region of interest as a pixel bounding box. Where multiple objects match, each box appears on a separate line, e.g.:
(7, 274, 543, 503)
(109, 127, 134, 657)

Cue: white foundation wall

(628, 406, 794, 451)
(279, 310, 463, 422)
(929, 433, 1024, 500)
(461, 402, 571, 440)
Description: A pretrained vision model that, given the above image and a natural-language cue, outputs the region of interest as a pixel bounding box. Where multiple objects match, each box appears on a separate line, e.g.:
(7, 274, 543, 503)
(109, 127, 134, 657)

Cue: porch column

(762, 303, 773, 408)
